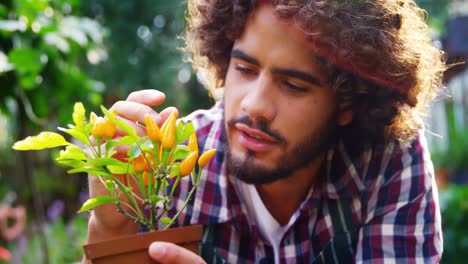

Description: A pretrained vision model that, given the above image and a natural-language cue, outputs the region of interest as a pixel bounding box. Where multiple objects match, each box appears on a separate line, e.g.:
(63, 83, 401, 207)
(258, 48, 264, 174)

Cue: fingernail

(149, 243, 166, 258)
(150, 113, 162, 124)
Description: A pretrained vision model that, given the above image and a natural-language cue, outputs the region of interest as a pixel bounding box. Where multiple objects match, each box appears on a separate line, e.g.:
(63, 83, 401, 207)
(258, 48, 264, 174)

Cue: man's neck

(255, 156, 324, 226)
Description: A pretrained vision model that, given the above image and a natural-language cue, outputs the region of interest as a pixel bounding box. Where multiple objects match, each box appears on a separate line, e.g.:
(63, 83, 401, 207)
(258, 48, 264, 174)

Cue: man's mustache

(227, 116, 287, 144)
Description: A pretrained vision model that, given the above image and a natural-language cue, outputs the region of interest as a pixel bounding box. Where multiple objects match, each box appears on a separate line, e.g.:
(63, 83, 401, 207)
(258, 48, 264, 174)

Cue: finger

(114, 115, 146, 137)
(158, 107, 179, 126)
(126, 90, 166, 106)
(112, 101, 161, 124)
(148, 242, 205, 264)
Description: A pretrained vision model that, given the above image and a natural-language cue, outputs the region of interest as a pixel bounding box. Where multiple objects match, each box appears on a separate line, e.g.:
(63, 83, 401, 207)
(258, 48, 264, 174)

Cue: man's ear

(338, 110, 353, 126)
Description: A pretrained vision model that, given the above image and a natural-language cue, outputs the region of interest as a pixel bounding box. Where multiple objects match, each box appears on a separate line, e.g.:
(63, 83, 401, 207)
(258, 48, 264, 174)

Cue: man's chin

(226, 152, 288, 185)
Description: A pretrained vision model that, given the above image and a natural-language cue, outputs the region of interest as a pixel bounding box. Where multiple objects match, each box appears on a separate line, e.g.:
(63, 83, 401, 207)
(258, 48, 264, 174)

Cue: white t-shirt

(237, 181, 291, 264)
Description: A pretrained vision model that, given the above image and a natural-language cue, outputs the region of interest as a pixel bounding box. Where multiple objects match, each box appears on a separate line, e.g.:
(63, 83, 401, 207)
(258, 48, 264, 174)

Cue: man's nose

(240, 74, 276, 123)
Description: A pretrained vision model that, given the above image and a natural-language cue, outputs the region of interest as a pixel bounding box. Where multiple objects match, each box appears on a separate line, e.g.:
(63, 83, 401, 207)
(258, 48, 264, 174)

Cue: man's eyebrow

(231, 49, 323, 87)
(272, 68, 323, 87)
(230, 49, 260, 66)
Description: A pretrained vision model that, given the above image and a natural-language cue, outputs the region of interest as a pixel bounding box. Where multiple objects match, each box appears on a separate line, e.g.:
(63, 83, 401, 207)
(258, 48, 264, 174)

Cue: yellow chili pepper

(160, 111, 177, 149)
(179, 151, 198, 176)
(91, 117, 116, 138)
(144, 114, 162, 141)
(198, 148, 217, 168)
(132, 154, 150, 172)
(188, 132, 198, 152)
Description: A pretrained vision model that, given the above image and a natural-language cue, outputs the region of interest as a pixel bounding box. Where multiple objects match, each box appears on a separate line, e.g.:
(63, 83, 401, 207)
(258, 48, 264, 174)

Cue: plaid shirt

(169, 102, 443, 263)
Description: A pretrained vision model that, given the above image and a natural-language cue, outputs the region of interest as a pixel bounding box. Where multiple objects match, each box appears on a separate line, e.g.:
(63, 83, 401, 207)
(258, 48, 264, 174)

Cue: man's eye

(284, 81, 308, 92)
(235, 65, 256, 75)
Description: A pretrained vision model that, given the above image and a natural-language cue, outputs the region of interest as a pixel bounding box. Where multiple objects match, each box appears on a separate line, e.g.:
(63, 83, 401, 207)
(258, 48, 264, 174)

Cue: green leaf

(169, 163, 180, 178)
(55, 159, 87, 169)
(101, 105, 137, 138)
(88, 158, 130, 175)
(173, 145, 191, 161)
(68, 167, 113, 178)
(19, 72, 38, 90)
(161, 217, 172, 225)
(176, 121, 194, 144)
(78, 196, 118, 213)
(89, 157, 127, 167)
(105, 136, 137, 150)
(12, 132, 70, 150)
(58, 127, 90, 145)
(149, 195, 163, 204)
(107, 165, 129, 175)
(128, 143, 142, 159)
(73, 102, 86, 128)
(105, 180, 115, 194)
(56, 145, 87, 161)
(8, 47, 44, 73)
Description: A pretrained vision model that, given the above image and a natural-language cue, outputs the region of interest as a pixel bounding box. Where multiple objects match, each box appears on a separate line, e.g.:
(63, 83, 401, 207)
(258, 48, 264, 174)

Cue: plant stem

(107, 170, 145, 222)
(115, 203, 146, 226)
(163, 183, 197, 230)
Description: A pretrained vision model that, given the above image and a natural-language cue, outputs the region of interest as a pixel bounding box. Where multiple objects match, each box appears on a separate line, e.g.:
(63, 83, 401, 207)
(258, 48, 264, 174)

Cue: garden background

(0, 0, 467, 263)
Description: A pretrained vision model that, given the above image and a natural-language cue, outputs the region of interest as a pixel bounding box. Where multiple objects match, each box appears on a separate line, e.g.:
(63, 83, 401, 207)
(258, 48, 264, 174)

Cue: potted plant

(12, 102, 216, 263)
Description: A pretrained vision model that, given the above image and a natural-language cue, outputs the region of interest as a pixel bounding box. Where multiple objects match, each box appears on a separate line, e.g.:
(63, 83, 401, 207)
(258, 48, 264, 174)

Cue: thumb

(148, 242, 205, 264)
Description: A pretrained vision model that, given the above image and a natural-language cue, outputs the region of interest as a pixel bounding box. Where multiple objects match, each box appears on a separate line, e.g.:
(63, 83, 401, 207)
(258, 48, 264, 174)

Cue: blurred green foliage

(81, 0, 213, 116)
(0, 0, 107, 218)
(0, 0, 106, 126)
(439, 185, 468, 263)
(4, 214, 88, 264)
(431, 102, 468, 176)
(416, 0, 450, 35)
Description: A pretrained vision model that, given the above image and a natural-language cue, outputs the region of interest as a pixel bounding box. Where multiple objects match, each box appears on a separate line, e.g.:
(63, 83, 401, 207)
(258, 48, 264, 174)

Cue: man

(87, 0, 445, 263)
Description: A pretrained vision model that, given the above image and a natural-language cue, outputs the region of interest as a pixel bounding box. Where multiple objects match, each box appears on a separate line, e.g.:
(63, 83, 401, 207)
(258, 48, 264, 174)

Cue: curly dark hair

(185, 0, 447, 147)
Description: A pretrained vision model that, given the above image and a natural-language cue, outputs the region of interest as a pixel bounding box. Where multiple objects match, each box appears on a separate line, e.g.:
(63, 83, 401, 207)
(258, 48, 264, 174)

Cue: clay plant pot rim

(83, 224, 203, 260)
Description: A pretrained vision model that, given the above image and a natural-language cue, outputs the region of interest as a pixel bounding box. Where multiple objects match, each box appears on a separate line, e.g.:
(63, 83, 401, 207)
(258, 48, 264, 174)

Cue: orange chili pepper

(160, 111, 177, 149)
(91, 117, 116, 138)
(198, 148, 217, 168)
(188, 132, 198, 152)
(179, 151, 198, 176)
(132, 154, 150, 172)
(144, 114, 162, 141)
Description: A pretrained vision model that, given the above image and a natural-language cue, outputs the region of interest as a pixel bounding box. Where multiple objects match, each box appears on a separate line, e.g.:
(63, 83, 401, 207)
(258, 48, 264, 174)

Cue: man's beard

(224, 112, 338, 185)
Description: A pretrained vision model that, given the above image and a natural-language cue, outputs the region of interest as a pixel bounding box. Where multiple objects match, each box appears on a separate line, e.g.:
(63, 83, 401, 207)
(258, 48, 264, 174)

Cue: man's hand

(111, 89, 178, 139)
(148, 242, 206, 264)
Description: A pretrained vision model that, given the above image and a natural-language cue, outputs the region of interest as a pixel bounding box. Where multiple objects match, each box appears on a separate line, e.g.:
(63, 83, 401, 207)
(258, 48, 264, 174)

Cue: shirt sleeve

(355, 132, 443, 263)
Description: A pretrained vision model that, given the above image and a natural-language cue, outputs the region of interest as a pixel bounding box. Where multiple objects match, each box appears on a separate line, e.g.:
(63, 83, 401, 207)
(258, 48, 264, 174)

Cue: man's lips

(235, 123, 279, 152)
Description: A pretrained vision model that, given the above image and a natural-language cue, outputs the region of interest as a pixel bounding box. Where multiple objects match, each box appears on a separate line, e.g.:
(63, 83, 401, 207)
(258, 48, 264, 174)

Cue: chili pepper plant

(12, 103, 216, 232)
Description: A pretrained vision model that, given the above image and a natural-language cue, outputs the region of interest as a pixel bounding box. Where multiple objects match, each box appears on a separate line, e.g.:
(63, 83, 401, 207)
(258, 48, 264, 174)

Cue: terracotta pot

(83, 224, 203, 264)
